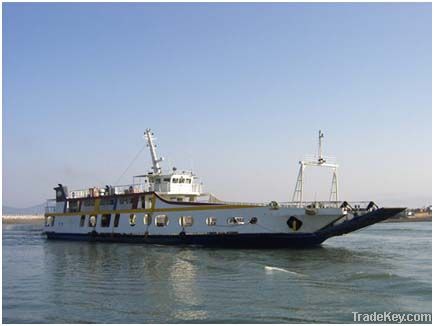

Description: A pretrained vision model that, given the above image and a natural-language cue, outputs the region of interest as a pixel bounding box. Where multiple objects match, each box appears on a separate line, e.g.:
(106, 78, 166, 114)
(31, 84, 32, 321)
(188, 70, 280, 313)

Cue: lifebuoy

(269, 201, 280, 210)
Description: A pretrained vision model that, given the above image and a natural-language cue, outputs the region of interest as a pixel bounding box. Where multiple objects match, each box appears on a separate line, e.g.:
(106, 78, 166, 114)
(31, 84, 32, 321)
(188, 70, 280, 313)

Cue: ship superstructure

(136, 129, 202, 201)
(43, 130, 404, 248)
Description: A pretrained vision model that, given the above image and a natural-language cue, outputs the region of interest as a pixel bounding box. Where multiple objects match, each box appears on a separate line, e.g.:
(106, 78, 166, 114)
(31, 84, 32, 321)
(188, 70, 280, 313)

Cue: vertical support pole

(292, 162, 305, 206)
(300, 165, 304, 206)
(329, 168, 339, 205)
(318, 130, 324, 162)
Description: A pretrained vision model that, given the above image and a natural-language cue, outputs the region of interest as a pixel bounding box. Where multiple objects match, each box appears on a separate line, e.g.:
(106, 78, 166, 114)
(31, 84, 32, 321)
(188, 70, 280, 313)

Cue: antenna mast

(292, 130, 339, 206)
(144, 128, 164, 175)
(318, 130, 325, 163)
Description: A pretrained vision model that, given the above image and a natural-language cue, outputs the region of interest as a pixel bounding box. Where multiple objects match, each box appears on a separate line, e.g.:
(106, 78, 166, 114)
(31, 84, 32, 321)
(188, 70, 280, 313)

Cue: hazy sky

(3, 3, 432, 208)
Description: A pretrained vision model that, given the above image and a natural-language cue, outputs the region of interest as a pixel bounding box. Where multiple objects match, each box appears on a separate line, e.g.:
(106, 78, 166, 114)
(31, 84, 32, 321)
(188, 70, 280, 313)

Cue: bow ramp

(316, 207, 406, 241)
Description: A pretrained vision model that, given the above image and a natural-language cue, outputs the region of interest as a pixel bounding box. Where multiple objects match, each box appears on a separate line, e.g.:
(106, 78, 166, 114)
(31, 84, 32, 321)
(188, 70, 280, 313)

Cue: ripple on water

(2, 222, 432, 323)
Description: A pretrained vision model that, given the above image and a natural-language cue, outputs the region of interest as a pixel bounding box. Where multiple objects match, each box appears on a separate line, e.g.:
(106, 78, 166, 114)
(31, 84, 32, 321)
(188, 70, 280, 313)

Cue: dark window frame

(101, 214, 111, 227)
(80, 215, 86, 227)
(114, 214, 120, 227)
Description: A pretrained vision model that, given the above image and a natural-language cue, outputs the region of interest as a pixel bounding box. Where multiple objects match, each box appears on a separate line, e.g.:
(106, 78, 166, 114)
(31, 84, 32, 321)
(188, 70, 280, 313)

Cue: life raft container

(305, 207, 318, 215)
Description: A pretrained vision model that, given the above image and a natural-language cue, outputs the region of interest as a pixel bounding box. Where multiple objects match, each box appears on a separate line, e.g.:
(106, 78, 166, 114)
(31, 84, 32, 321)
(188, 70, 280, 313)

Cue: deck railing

(64, 177, 204, 199)
(68, 183, 148, 198)
(113, 183, 147, 195)
(217, 200, 373, 209)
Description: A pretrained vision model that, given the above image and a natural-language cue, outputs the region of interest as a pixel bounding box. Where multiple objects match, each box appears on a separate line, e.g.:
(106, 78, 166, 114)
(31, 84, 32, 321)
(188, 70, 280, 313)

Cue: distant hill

(2, 203, 45, 216)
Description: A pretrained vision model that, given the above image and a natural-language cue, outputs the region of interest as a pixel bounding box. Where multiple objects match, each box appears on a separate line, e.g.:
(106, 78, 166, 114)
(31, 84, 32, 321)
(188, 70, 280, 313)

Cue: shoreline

(382, 216, 432, 223)
(2, 215, 44, 224)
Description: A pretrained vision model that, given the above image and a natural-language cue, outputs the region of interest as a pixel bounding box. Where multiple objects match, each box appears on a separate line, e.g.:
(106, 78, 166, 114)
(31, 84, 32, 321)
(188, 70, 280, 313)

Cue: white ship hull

(43, 193, 403, 248)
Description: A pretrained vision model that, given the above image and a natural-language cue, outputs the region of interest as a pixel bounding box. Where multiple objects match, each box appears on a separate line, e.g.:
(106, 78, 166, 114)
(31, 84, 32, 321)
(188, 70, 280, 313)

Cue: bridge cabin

(138, 170, 202, 202)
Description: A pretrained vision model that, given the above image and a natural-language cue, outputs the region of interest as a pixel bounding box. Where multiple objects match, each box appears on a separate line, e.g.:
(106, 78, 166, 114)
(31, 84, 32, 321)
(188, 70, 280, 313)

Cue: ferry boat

(43, 129, 404, 248)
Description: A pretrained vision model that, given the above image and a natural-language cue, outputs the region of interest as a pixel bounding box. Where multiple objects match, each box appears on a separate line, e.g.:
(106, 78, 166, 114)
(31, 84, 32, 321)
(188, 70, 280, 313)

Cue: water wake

(265, 266, 305, 276)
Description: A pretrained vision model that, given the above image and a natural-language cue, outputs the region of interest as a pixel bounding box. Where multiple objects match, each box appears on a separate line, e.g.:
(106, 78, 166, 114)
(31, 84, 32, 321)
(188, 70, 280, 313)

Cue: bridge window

(119, 197, 133, 205)
(129, 214, 136, 226)
(179, 216, 194, 227)
(155, 215, 169, 227)
(163, 178, 170, 182)
(206, 217, 217, 226)
(69, 201, 79, 212)
(227, 217, 244, 225)
(80, 215, 86, 227)
(114, 214, 120, 227)
(101, 214, 111, 227)
(88, 215, 97, 227)
(83, 199, 94, 207)
(100, 198, 114, 206)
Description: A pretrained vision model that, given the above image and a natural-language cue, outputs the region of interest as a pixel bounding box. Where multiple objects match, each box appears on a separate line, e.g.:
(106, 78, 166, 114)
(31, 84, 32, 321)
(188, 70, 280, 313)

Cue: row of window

(154, 177, 192, 184)
(72, 215, 258, 228)
(45, 215, 258, 228)
(68, 196, 152, 213)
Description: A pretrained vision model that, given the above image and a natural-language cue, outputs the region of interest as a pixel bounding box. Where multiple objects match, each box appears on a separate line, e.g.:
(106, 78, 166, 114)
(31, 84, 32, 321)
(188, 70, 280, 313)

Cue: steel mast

(144, 128, 164, 175)
(292, 130, 339, 206)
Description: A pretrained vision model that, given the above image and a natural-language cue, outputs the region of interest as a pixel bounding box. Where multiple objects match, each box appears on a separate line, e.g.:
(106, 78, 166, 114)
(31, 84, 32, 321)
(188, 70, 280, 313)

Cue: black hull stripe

(45, 232, 325, 248)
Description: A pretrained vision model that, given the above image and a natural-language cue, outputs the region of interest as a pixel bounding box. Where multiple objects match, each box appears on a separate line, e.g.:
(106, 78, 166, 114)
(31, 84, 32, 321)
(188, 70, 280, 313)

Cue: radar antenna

(144, 128, 164, 175)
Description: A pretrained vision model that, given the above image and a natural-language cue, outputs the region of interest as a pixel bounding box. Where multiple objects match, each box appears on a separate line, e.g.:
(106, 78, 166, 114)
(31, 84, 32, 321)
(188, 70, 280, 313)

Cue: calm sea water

(2, 222, 432, 323)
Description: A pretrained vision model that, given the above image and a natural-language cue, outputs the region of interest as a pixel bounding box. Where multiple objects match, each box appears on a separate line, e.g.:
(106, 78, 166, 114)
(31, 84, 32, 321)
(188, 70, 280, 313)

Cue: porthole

(101, 214, 111, 227)
(88, 215, 97, 227)
(129, 213, 136, 226)
(155, 215, 169, 227)
(227, 217, 244, 225)
(46, 216, 55, 227)
(114, 214, 120, 227)
(249, 217, 258, 224)
(179, 216, 194, 227)
(143, 213, 152, 225)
